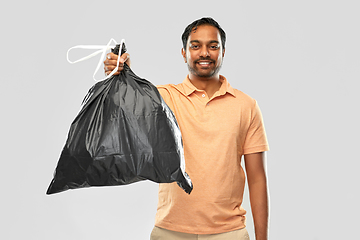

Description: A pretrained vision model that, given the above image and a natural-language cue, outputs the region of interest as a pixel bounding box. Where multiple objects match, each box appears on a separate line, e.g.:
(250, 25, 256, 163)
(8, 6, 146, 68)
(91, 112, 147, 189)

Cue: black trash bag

(47, 43, 192, 194)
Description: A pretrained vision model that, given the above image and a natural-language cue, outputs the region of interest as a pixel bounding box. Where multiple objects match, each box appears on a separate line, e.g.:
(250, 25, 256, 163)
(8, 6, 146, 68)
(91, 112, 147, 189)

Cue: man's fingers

(120, 53, 130, 63)
(104, 52, 130, 76)
(106, 52, 118, 60)
(105, 53, 130, 65)
(119, 53, 131, 67)
(104, 58, 118, 66)
(106, 52, 129, 61)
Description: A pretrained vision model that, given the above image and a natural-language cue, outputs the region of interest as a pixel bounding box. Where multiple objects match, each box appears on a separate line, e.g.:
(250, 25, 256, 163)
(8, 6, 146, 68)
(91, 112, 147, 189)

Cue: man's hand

(104, 52, 131, 76)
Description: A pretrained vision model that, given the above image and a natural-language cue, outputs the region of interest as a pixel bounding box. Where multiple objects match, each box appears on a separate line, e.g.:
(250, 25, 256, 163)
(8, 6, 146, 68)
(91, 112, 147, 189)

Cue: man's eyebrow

(189, 40, 220, 44)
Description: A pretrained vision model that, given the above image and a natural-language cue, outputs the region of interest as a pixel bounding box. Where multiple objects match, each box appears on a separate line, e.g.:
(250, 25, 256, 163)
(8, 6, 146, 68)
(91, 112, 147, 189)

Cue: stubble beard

(187, 60, 223, 79)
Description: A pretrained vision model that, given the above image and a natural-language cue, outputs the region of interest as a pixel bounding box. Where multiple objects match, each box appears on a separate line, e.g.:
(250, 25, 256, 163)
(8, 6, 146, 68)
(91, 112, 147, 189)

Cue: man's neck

(188, 74, 222, 99)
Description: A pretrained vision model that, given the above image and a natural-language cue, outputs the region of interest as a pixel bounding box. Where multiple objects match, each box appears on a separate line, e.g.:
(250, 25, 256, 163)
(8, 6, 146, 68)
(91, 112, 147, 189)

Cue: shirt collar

(182, 75, 236, 97)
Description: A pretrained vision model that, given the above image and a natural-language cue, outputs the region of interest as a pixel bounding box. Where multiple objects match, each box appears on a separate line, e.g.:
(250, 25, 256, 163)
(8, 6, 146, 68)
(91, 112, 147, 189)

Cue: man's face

(182, 25, 225, 80)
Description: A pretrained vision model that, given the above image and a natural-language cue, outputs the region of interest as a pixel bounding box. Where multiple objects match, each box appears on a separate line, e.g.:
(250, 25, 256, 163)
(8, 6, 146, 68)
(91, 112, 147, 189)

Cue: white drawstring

(66, 38, 125, 82)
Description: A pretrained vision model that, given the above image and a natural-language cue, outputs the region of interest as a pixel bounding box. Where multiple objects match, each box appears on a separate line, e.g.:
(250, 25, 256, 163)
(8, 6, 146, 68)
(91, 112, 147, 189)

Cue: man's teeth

(198, 62, 210, 65)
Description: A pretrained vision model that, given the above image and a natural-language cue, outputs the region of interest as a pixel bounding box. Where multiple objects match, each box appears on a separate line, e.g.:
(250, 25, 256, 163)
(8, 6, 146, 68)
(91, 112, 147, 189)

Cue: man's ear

(222, 48, 225, 58)
(181, 48, 187, 63)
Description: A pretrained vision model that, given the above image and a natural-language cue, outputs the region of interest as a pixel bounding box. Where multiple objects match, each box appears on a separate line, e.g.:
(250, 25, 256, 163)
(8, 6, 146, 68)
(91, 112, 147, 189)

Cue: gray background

(1, 0, 359, 239)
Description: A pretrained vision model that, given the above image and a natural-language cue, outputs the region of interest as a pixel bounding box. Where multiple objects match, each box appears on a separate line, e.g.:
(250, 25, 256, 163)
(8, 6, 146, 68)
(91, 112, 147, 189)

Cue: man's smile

(196, 60, 214, 67)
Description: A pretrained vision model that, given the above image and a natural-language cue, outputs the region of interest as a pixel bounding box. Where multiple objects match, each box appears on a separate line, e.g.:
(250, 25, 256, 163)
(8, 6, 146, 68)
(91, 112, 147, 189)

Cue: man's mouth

(196, 61, 213, 67)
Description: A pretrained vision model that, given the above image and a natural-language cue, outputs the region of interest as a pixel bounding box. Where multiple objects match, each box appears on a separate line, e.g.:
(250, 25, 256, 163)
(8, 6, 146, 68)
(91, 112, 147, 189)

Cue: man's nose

(200, 46, 210, 57)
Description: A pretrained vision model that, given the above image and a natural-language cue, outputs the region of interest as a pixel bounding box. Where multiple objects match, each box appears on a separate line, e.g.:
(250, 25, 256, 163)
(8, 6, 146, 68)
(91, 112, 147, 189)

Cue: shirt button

(202, 94, 206, 98)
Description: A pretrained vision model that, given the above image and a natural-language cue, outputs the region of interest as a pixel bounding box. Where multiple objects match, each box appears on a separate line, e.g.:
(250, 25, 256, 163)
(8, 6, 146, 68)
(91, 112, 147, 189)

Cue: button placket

(201, 93, 209, 107)
(195, 91, 210, 107)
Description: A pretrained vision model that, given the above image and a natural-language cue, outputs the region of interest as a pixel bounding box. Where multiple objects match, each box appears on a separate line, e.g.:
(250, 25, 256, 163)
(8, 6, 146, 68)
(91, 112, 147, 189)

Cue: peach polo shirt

(155, 75, 269, 234)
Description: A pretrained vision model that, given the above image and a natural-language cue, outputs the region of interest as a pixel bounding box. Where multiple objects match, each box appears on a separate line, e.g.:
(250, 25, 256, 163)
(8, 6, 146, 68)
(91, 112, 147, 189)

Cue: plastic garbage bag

(47, 41, 192, 194)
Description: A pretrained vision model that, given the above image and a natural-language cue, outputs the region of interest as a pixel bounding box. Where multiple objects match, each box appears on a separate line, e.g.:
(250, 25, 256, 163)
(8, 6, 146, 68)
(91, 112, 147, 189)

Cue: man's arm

(244, 152, 269, 240)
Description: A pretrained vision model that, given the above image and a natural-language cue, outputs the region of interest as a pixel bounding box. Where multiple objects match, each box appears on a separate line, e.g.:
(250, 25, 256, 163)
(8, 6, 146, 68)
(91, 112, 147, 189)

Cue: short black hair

(181, 17, 226, 51)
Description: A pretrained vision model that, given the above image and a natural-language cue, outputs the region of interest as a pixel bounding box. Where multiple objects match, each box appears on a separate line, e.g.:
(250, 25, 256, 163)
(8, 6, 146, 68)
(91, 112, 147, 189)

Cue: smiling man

(181, 24, 225, 100)
(184, 24, 224, 79)
(104, 17, 270, 240)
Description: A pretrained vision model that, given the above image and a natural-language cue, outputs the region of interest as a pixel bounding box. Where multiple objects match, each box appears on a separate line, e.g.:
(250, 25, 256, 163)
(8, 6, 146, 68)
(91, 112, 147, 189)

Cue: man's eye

(191, 45, 199, 49)
(210, 45, 219, 49)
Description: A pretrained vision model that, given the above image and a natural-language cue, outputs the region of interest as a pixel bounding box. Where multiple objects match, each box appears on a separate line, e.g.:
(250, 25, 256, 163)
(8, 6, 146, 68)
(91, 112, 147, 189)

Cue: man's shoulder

(231, 87, 257, 105)
(157, 82, 185, 94)
(156, 83, 177, 90)
(156, 83, 186, 102)
(157, 82, 183, 89)
(221, 76, 256, 104)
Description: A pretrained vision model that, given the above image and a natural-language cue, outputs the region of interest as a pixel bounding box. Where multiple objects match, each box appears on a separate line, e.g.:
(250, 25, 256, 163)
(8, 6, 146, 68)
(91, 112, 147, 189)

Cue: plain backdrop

(1, 0, 359, 239)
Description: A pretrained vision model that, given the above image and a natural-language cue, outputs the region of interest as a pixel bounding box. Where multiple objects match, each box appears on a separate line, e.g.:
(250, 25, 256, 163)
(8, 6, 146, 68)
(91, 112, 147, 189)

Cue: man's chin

(189, 69, 215, 78)
(196, 70, 219, 78)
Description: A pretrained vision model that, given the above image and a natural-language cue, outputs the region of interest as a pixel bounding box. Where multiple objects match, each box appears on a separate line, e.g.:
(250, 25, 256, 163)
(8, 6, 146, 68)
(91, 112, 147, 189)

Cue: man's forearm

(248, 180, 269, 240)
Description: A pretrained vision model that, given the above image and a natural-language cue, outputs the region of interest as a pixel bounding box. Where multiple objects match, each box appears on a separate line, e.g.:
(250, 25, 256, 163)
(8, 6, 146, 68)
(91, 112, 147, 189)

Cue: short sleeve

(157, 85, 175, 112)
(157, 86, 169, 101)
(243, 100, 269, 155)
